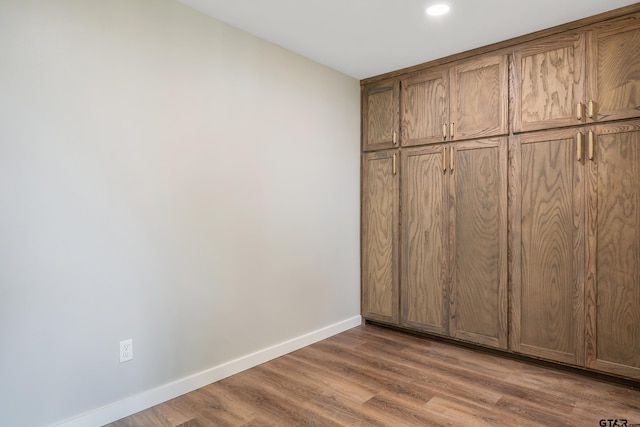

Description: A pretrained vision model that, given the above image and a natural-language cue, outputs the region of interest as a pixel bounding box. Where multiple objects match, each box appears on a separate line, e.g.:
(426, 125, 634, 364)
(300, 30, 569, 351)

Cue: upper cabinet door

(450, 55, 509, 141)
(513, 33, 586, 133)
(401, 69, 449, 146)
(587, 14, 640, 123)
(362, 79, 400, 151)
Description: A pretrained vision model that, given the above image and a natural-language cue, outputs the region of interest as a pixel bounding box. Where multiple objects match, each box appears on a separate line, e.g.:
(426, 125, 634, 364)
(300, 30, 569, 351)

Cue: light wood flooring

(107, 323, 640, 426)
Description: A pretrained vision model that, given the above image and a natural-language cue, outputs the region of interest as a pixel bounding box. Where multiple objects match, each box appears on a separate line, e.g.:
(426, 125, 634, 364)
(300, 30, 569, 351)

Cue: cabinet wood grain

(363, 80, 399, 151)
(450, 55, 509, 141)
(511, 129, 585, 365)
(361, 5, 640, 382)
(402, 55, 508, 147)
(513, 33, 585, 132)
(587, 14, 640, 123)
(586, 120, 640, 379)
(401, 146, 448, 333)
(362, 151, 399, 324)
(401, 70, 449, 146)
(450, 138, 508, 349)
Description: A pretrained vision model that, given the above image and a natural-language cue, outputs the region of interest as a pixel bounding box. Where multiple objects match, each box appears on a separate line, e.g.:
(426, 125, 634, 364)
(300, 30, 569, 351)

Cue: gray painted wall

(0, 1, 361, 425)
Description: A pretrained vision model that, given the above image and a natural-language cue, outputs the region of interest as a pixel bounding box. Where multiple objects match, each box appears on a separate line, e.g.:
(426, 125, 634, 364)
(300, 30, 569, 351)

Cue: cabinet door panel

(450, 139, 508, 349)
(362, 151, 399, 323)
(513, 33, 585, 132)
(587, 15, 640, 123)
(511, 130, 585, 365)
(450, 55, 508, 141)
(586, 121, 640, 379)
(401, 70, 449, 146)
(401, 146, 448, 334)
(363, 80, 399, 151)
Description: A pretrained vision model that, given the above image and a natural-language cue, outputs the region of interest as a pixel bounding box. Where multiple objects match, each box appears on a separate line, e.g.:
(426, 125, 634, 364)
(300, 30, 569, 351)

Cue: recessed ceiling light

(426, 4, 450, 16)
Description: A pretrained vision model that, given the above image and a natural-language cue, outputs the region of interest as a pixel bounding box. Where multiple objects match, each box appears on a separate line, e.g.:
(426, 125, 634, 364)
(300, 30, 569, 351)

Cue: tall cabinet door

(362, 80, 400, 151)
(401, 70, 449, 147)
(511, 129, 585, 365)
(513, 32, 586, 133)
(449, 138, 508, 349)
(587, 14, 640, 123)
(362, 150, 400, 324)
(450, 55, 509, 141)
(586, 121, 640, 379)
(401, 146, 449, 334)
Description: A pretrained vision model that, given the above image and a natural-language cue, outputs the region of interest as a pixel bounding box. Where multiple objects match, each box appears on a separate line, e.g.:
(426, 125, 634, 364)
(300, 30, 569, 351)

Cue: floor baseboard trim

(53, 315, 362, 427)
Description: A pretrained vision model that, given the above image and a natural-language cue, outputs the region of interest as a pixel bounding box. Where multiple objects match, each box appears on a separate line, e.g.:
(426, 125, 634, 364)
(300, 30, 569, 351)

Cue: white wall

(0, 1, 361, 425)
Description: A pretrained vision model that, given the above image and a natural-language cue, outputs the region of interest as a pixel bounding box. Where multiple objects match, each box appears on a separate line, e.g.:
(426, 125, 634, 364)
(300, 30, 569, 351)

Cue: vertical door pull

(442, 146, 447, 173)
(576, 132, 583, 161)
(588, 100, 595, 119)
(588, 131, 595, 161)
(442, 123, 447, 140)
(392, 153, 397, 175)
(450, 122, 455, 140)
(577, 102, 584, 121)
(392, 131, 397, 145)
(450, 146, 455, 173)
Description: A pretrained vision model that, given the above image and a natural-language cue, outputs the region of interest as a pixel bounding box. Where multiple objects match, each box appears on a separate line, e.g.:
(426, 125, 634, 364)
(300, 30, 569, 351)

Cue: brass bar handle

(588, 100, 595, 119)
(450, 122, 455, 140)
(450, 146, 455, 173)
(392, 153, 397, 175)
(588, 130, 594, 160)
(577, 102, 583, 121)
(576, 132, 583, 161)
(392, 131, 397, 145)
(442, 123, 447, 140)
(442, 146, 447, 173)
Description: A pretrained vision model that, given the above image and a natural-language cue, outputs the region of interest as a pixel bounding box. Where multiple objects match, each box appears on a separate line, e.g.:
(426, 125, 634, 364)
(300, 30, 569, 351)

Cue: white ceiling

(178, 0, 638, 80)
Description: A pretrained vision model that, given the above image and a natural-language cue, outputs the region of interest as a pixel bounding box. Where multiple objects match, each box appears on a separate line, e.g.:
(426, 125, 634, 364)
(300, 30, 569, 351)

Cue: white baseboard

(53, 315, 362, 427)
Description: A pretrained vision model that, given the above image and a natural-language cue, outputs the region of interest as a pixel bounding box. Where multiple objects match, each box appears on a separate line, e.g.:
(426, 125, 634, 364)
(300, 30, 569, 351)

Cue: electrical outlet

(120, 339, 133, 363)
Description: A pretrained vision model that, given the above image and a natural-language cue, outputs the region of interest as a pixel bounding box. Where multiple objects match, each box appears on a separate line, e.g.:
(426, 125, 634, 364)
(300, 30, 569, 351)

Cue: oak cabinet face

(401, 146, 448, 334)
(362, 80, 399, 151)
(586, 120, 640, 379)
(513, 33, 585, 133)
(510, 129, 585, 365)
(588, 16, 640, 123)
(514, 14, 640, 133)
(449, 140, 507, 349)
(361, 7, 640, 381)
(401, 70, 449, 146)
(450, 55, 509, 141)
(362, 150, 399, 324)
(401, 55, 508, 147)
(512, 123, 640, 375)
(401, 138, 507, 349)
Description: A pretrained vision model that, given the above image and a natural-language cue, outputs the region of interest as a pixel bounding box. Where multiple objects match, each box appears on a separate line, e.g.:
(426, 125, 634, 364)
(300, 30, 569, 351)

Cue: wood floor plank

(265, 353, 377, 405)
(106, 324, 640, 427)
(215, 366, 342, 426)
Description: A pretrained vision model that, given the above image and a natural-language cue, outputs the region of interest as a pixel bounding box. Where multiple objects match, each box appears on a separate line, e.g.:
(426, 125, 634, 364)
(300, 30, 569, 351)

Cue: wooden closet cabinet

(361, 4, 640, 382)
(401, 138, 508, 349)
(585, 120, 640, 379)
(511, 121, 640, 377)
(362, 79, 400, 151)
(513, 13, 640, 133)
(587, 14, 640, 124)
(361, 150, 399, 324)
(510, 129, 586, 365)
(401, 55, 508, 147)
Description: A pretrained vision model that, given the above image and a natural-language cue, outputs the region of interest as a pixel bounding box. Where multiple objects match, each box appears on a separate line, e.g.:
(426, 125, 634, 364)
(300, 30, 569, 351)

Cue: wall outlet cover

(120, 339, 133, 363)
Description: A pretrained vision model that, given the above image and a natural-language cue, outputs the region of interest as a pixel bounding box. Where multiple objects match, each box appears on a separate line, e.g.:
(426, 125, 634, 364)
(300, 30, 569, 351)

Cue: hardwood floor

(107, 324, 640, 426)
